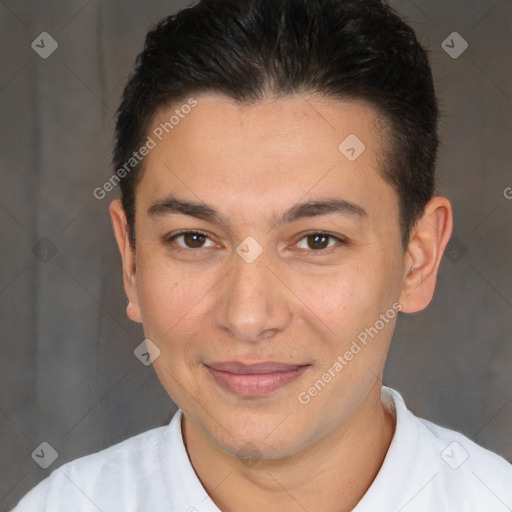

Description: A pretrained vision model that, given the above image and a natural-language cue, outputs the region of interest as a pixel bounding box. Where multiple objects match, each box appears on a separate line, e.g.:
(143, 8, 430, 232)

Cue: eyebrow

(147, 194, 366, 230)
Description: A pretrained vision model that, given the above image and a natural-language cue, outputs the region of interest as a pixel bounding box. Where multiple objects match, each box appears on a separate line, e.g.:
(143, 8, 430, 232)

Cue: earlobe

(127, 302, 142, 323)
(109, 199, 143, 324)
(399, 196, 453, 313)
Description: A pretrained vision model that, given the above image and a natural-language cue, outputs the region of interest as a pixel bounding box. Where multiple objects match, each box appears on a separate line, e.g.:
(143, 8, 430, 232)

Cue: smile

(204, 362, 311, 397)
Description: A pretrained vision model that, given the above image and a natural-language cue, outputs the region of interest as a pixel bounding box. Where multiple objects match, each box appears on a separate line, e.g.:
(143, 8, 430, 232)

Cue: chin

(203, 411, 313, 462)
(218, 432, 306, 462)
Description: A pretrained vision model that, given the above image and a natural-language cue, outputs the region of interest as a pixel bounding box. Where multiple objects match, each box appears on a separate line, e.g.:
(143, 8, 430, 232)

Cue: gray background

(0, 0, 511, 509)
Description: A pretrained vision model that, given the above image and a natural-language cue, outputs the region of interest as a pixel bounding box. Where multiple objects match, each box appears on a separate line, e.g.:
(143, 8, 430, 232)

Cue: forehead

(148, 93, 385, 162)
(136, 93, 397, 226)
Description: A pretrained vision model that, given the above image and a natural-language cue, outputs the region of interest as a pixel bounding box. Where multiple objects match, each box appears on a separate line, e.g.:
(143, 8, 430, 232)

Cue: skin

(110, 93, 452, 512)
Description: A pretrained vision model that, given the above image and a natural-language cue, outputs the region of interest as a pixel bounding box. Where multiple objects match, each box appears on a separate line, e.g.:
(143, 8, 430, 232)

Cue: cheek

(293, 266, 371, 337)
(135, 254, 212, 343)
(298, 256, 397, 352)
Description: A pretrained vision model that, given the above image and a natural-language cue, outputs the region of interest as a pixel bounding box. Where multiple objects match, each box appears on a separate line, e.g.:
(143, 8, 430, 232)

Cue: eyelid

(163, 229, 348, 253)
(164, 230, 217, 249)
(294, 231, 348, 252)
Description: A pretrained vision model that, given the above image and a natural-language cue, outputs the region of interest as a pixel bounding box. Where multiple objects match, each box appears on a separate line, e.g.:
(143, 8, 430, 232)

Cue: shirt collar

(162, 386, 416, 511)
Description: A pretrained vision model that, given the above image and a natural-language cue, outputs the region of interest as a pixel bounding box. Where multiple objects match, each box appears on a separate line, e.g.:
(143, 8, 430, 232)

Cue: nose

(213, 248, 293, 343)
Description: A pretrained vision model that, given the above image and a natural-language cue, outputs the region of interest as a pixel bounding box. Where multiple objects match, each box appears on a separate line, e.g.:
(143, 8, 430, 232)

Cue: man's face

(126, 94, 407, 458)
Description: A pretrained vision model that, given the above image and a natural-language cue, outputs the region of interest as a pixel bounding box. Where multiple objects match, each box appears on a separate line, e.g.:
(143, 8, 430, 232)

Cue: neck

(183, 383, 395, 512)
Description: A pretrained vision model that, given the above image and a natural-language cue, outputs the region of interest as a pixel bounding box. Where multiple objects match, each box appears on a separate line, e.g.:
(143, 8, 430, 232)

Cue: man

(13, 0, 512, 510)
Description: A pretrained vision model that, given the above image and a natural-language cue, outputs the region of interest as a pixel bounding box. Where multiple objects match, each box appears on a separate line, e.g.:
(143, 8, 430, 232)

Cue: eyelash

(163, 230, 347, 254)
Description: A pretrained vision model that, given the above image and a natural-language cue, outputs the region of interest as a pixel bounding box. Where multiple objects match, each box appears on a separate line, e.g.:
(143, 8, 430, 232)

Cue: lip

(204, 361, 310, 397)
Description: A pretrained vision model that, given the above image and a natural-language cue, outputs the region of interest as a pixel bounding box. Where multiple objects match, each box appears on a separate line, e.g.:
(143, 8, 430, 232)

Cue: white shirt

(12, 387, 512, 512)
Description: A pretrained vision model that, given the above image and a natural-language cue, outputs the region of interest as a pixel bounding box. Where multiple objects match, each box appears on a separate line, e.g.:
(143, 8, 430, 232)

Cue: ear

(109, 199, 142, 323)
(399, 196, 453, 313)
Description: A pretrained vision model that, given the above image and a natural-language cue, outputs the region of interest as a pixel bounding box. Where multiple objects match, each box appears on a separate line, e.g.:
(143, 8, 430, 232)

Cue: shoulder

(381, 387, 512, 511)
(419, 414, 511, 472)
(418, 416, 512, 499)
(11, 423, 171, 512)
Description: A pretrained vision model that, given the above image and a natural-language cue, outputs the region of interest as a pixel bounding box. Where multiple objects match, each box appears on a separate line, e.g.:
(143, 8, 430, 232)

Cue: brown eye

(182, 232, 207, 248)
(296, 232, 346, 252)
(306, 233, 330, 250)
(165, 231, 215, 250)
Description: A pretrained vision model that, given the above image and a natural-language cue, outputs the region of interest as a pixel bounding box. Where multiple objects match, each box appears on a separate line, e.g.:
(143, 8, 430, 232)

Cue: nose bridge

(213, 244, 292, 343)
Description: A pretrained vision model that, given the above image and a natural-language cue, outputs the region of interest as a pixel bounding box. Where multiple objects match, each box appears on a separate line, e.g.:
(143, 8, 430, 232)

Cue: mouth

(204, 361, 311, 397)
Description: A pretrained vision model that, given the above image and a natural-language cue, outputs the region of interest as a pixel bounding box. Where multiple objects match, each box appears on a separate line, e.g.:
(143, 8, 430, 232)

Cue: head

(110, 0, 452, 460)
